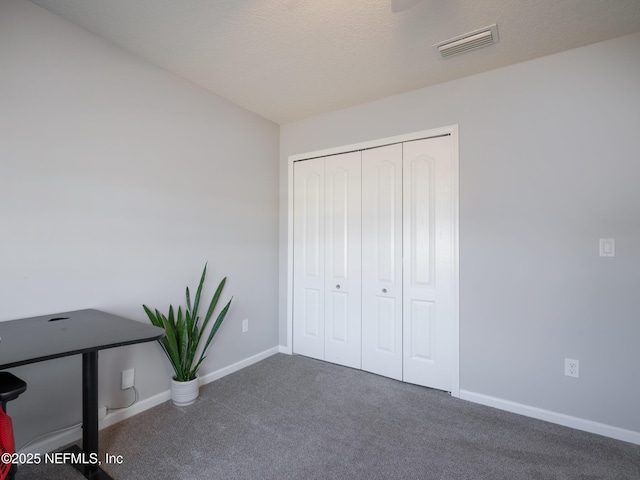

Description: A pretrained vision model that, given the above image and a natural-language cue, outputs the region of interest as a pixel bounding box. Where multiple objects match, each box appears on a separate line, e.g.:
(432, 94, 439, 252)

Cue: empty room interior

(1, 0, 640, 478)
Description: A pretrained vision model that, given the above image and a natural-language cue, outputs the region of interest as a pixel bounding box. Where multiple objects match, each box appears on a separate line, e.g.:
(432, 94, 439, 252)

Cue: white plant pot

(171, 375, 199, 406)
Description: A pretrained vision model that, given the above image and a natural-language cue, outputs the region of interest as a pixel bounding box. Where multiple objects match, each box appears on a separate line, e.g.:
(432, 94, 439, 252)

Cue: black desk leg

(66, 351, 113, 479)
(82, 351, 99, 455)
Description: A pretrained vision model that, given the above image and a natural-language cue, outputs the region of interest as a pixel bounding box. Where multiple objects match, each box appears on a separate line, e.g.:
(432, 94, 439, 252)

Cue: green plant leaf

(197, 277, 226, 345)
(191, 263, 207, 329)
(157, 309, 182, 380)
(143, 305, 161, 327)
(193, 297, 232, 373)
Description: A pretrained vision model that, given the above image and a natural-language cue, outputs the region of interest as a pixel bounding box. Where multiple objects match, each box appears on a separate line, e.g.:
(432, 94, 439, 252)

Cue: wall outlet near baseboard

(565, 359, 579, 378)
(242, 319, 249, 333)
(121, 368, 135, 389)
(98, 405, 108, 420)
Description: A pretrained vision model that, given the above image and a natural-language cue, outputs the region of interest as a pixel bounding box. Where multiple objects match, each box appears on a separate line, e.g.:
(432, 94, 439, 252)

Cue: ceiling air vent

(433, 24, 498, 59)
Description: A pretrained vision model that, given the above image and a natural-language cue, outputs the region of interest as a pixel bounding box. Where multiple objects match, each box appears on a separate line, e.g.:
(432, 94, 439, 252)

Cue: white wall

(1, 0, 280, 449)
(280, 33, 640, 439)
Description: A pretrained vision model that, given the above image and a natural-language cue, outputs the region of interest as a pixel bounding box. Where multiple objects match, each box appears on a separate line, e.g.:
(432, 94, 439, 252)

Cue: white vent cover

(433, 24, 498, 58)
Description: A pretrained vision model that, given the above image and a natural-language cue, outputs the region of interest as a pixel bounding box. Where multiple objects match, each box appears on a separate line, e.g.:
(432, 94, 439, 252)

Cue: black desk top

(0, 309, 165, 369)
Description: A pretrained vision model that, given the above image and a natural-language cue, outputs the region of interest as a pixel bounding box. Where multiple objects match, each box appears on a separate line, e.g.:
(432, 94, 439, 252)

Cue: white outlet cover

(121, 369, 135, 389)
(599, 238, 615, 257)
(565, 358, 579, 378)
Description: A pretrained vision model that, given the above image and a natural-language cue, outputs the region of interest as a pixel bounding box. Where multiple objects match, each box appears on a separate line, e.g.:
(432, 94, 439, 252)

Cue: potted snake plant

(143, 263, 232, 406)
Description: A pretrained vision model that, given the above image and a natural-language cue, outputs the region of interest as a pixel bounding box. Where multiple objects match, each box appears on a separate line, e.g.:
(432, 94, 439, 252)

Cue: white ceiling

(28, 0, 640, 124)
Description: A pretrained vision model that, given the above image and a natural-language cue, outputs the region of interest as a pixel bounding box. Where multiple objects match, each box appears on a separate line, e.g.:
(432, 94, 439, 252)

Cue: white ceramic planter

(170, 375, 199, 406)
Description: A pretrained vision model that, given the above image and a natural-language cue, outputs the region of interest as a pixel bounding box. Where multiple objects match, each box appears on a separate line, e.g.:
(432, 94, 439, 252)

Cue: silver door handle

(382, 288, 387, 293)
(336, 284, 341, 289)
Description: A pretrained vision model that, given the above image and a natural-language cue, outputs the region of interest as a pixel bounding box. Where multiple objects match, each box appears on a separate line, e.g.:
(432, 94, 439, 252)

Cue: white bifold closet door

(402, 136, 454, 392)
(361, 144, 403, 381)
(292, 156, 325, 361)
(292, 152, 362, 369)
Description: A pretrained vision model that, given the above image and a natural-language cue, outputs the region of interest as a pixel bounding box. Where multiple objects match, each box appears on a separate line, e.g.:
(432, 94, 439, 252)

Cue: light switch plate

(599, 238, 615, 257)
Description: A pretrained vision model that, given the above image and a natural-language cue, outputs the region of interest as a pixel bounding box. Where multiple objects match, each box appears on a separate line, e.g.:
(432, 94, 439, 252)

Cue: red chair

(0, 373, 27, 480)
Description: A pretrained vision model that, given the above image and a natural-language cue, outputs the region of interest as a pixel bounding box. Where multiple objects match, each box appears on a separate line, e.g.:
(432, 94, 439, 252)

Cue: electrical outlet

(599, 238, 615, 257)
(242, 319, 249, 333)
(98, 405, 108, 421)
(565, 359, 579, 378)
(121, 368, 135, 390)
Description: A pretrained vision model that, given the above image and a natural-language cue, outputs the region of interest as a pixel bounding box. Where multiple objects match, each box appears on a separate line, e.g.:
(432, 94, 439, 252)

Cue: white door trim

(286, 125, 460, 398)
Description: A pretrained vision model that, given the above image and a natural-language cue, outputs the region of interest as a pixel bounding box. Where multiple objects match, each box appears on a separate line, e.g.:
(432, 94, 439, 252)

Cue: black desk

(0, 309, 165, 479)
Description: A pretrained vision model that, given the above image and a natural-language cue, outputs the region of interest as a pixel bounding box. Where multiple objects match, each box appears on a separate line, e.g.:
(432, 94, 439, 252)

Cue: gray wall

(1, 0, 280, 448)
(280, 33, 640, 435)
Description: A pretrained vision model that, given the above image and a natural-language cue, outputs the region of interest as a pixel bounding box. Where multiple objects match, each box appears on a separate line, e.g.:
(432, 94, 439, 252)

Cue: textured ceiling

(28, 0, 640, 124)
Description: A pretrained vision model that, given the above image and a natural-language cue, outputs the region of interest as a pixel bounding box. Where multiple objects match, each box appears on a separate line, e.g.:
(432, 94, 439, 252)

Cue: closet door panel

(361, 144, 403, 381)
(293, 158, 325, 360)
(403, 136, 454, 390)
(324, 152, 362, 369)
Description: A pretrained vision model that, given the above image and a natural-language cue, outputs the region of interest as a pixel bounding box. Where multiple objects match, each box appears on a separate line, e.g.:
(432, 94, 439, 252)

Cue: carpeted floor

(18, 353, 640, 479)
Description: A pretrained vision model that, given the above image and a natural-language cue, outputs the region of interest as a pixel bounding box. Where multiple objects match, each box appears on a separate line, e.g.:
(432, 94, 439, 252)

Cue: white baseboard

(198, 346, 280, 385)
(19, 425, 82, 455)
(19, 346, 280, 454)
(460, 389, 640, 446)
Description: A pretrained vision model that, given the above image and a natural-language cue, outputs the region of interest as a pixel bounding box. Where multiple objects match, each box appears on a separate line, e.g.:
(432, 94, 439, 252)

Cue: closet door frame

(286, 125, 460, 398)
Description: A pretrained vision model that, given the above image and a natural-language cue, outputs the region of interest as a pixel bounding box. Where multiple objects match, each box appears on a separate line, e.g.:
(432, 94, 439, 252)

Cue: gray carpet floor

(18, 353, 640, 479)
